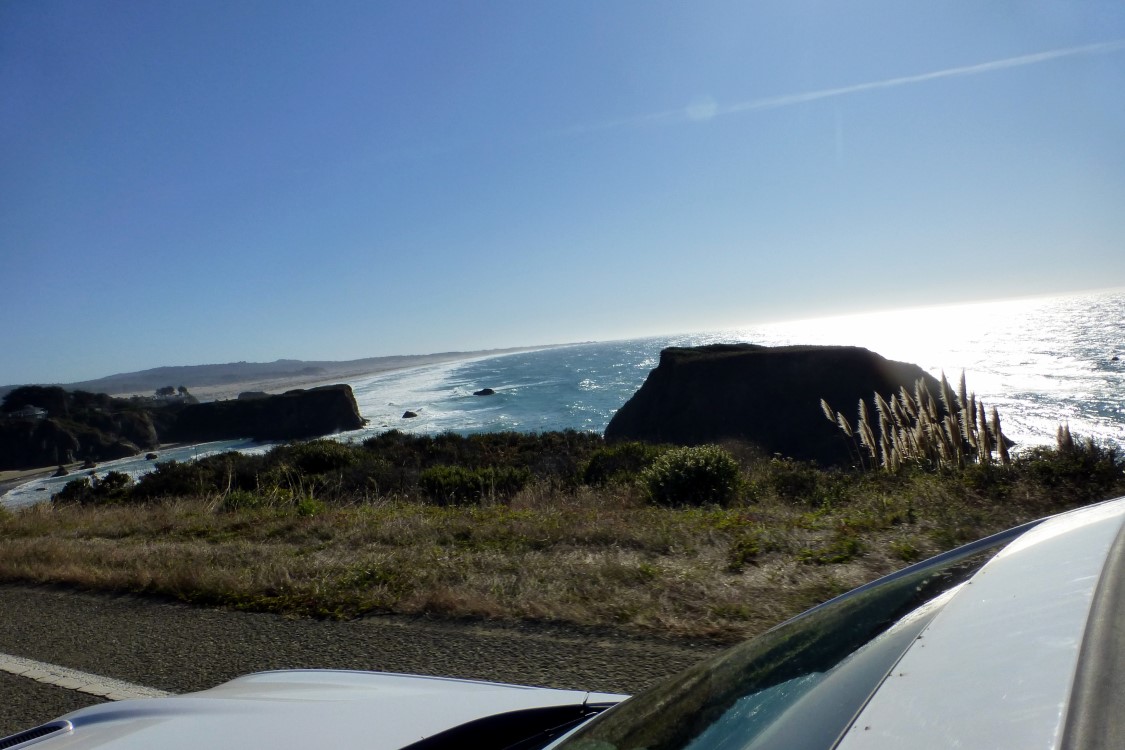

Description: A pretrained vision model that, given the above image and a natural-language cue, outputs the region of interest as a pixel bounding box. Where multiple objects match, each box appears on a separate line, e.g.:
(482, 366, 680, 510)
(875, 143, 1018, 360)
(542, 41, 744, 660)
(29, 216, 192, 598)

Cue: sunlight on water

(722, 290, 1124, 449)
(337, 289, 1123, 453)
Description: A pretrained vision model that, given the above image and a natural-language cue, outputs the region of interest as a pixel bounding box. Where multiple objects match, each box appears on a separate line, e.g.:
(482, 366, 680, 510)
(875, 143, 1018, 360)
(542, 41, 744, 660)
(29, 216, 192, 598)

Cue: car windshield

(554, 530, 1020, 750)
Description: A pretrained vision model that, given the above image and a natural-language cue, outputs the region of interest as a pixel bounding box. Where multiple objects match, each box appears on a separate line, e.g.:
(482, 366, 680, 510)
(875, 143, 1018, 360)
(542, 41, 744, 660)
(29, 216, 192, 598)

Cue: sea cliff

(605, 343, 943, 466)
(166, 384, 366, 442)
(0, 384, 365, 470)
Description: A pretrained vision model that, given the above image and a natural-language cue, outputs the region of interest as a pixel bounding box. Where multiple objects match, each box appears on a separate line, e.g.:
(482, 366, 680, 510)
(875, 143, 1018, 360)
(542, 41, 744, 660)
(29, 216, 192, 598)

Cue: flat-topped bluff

(167, 384, 366, 442)
(605, 343, 943, 466)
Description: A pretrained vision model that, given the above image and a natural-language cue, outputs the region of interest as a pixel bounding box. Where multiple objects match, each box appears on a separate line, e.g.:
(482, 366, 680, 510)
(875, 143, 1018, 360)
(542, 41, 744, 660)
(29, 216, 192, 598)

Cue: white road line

(0, 653, 172, 701)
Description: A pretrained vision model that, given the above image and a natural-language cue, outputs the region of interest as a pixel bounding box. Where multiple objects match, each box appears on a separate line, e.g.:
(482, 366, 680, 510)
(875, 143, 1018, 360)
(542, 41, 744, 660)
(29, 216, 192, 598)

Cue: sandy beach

(0, 466, 64, 497)
(2, 347, 546, 492)
(111, 348, 543, 403)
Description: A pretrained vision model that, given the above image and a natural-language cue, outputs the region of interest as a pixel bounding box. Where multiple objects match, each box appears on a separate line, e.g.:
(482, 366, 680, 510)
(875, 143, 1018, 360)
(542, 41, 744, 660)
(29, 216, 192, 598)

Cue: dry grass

(4, 456, 1114, 644)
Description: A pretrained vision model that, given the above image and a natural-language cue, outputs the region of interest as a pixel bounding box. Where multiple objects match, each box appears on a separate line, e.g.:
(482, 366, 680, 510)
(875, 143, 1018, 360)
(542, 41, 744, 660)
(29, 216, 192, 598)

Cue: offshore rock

(402, 411, 418, 419)
(168, 384, 365, 442)
(473, 388, 496, 396)
(605, 343, 942, 467)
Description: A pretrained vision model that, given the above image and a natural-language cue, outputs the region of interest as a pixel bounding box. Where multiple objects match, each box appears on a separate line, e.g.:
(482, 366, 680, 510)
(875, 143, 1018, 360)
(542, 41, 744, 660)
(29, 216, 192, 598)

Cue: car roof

(835, 496, 1125, 749)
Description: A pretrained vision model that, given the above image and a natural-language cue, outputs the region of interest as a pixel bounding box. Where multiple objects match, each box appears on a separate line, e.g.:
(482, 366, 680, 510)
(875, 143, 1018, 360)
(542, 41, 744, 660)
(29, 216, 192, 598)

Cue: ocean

(343, 288, 1125, 450)
(4, 288, 1122, 508)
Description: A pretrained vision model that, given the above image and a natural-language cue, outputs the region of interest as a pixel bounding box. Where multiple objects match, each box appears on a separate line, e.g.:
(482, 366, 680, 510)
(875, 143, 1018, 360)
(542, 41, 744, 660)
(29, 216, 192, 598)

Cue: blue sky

(3, 1, 1124, 385)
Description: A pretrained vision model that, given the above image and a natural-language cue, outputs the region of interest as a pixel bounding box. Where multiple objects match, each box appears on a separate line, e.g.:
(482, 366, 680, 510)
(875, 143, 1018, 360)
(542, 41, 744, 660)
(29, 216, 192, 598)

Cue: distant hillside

(68, 360, 342, 395)
(0, 348, 545, 400)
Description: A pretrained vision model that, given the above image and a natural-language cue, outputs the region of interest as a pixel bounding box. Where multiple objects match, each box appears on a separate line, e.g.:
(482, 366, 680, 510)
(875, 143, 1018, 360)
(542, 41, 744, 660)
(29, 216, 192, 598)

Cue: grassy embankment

(2, 423, 1122, 642)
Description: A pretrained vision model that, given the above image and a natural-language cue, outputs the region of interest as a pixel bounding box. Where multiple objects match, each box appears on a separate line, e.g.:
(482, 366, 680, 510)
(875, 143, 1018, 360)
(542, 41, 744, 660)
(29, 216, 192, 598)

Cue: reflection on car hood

(43, 670, 625, 750)
(837, 496, 1125, 749)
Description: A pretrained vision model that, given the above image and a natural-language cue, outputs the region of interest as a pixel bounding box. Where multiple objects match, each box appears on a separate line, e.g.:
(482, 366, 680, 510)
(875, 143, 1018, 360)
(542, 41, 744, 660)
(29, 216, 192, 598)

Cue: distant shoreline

(0, 345, 568, 404)
(0, 346, 561, 492)
(176, 347, 553, 403)
(0, 466, 57, 497)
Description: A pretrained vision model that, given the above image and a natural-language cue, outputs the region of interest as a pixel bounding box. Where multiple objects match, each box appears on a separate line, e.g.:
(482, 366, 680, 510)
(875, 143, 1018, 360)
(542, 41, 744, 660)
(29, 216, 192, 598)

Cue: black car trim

(396, 704, 610, 750)
(0, 721, 72, 750)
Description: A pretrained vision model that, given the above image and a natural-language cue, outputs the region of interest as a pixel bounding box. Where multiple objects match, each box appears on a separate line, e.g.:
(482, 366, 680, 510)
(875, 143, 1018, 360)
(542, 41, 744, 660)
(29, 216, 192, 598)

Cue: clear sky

(3, 1, 1124, 385)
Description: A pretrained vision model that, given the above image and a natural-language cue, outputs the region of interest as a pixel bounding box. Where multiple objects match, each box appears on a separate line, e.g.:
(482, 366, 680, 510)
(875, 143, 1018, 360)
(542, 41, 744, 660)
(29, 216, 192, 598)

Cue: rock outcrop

(605, 343, 943, 466)
(0, 417, 147, 470)
(167, 384, 366, 442)
(0, 383, 369, 469)
(0, 385, 165, 470)
(473, 388, 496, 396)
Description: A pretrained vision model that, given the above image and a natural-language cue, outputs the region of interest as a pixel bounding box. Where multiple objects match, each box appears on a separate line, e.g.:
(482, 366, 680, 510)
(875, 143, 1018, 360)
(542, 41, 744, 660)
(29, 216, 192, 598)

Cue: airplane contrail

(557, 39, 1125, 135)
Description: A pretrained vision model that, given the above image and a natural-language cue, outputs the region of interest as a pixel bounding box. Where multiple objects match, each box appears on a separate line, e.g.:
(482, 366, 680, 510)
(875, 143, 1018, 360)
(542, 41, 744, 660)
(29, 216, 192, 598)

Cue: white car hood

(40, 670, 625, 750)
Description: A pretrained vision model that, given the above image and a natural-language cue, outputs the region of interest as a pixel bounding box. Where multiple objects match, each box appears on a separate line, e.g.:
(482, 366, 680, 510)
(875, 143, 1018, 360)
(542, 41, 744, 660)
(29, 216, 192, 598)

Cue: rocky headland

(0, 384, 365, 471)
(605, 343, 943, 466)
(0, 387, 162, 470)
(167, 384, 365, 442)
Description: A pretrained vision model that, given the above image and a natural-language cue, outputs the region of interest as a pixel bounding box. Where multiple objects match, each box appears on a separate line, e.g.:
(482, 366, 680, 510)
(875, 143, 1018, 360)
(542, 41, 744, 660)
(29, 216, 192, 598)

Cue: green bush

(53, 471, 133, 505)
(362, 430, 602, 482)
(221, 489, 267, 511)
(762, 458, 823, 504)
(276, 440, 360, 475)
(583, 442, 665, 486)
(1019, 439, 1124, 504)
(640, 445, 742, 507)
(419, 465, 532, 505)
(54, 477, 94, 504)
(295, 496, 326, 517)
(96, 471, 133, 496)
(132, 460, 208, 499)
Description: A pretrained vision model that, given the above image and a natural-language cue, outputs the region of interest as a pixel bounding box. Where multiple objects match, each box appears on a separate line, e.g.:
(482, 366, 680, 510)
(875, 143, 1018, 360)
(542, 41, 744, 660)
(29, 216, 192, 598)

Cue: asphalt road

(0, 584, 726, 737)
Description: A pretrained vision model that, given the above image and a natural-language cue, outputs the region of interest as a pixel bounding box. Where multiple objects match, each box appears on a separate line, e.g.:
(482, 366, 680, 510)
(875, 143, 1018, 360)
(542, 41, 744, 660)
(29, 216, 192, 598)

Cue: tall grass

(822, 372, 1010, 471)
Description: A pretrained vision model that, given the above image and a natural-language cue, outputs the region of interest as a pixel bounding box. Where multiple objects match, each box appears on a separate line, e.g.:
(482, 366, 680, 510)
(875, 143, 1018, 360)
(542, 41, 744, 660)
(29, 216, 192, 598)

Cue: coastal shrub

(211, 451, 270, 492)
(583, 442, 665, 486)
(96, 471, 133, 497)
(295, 496, 326, 517)
(54, 477, 94, 504)
(275, 440, 360, 475)
(221, 489, 267, 511)
(640, 445, 742, 507)
(218, 485, 323, 514)
(1018, 435, 1124, 505)
(362, 430, 601, 482)
(132, 460, 210, 499)
(758, 458, 824, 505)
(516, 430, 605, 486)
(419, 465, 532, 505)
(338, 456, 415, 498)
(53, 471, 133, 505)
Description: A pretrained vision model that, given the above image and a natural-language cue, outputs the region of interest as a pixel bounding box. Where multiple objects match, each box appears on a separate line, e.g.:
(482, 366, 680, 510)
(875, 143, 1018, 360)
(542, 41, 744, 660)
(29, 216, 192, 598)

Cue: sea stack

(605, 343, 943, 466)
